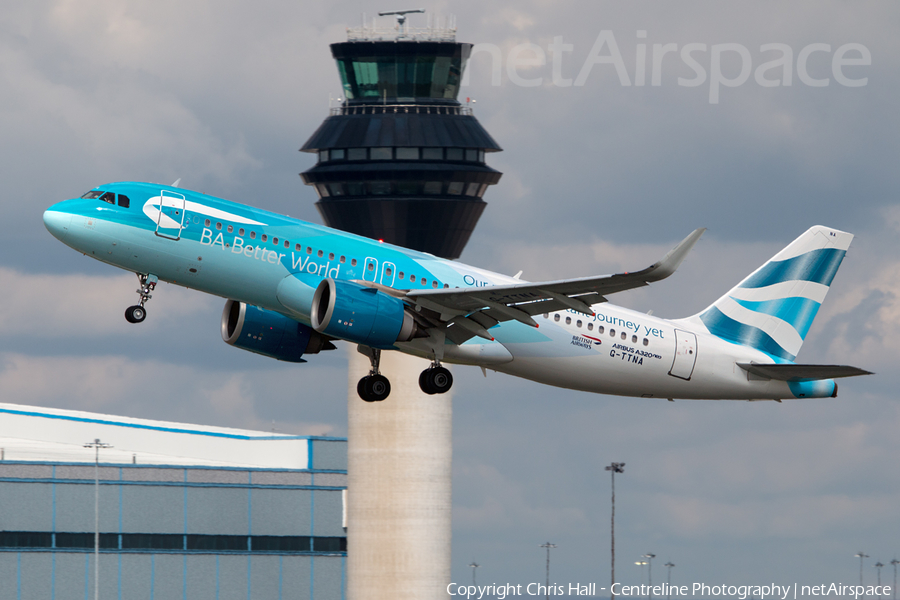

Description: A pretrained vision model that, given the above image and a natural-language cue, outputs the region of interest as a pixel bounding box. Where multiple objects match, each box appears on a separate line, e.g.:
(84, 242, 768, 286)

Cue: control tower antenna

(378, 8, 425, 28)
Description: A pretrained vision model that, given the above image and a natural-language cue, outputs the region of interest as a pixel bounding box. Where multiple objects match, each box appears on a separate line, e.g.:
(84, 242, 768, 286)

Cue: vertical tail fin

(689, 226, 852, 361)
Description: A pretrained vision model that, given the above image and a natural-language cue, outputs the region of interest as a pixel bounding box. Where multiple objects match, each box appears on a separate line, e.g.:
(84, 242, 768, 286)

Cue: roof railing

(330, 104, 472, 116)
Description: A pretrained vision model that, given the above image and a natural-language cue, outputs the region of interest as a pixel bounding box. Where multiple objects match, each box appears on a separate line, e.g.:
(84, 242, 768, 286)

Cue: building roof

(0, 403, 345, 470)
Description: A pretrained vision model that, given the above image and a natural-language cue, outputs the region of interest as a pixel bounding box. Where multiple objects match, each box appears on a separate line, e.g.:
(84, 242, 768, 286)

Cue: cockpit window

(99, 192, 115, 204)
(117, 195, 130, 208)
(81, 190, 104, 199)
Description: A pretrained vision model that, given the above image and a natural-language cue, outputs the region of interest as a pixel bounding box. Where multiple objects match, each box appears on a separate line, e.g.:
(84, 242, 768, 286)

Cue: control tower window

(370, 182, 391, 195)
(479, 150, 485, 162)
(446, 148, 463, 161)
(327, 184, 345, 196)
(370, 147, 392, 160)
(465, 183, 480, 197)
(422, 148, 443, 160)
(465, 149, 479, 162)
(397, 181, 420, 195)
(318, 150, 329, 162)
(447, 182, 464, 195)
(345, 182, 365, 196)
(315, 184, 330, 198)
(331, 149, 346, 160)
(348, 148, 367, 161)
(423, 182, 442, 194)
(396, 147, 419, 160)
(477, 184, 488, 198)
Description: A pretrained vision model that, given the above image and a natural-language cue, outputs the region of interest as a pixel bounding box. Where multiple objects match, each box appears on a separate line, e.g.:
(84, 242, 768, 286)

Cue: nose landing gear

(357, 346, 391, 402)
(125, 273, 157, 324)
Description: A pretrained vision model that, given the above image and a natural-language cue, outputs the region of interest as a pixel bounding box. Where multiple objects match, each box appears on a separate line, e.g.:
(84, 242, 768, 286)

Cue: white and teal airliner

(44, 182, 870, 402)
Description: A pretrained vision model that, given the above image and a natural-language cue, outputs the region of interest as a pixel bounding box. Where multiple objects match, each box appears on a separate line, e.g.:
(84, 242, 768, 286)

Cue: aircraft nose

(43, 208, 72, 242)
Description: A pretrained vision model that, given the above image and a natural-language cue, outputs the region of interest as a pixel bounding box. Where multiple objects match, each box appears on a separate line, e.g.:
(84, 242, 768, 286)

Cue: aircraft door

(363, 258, 378, 283)
(155, 190, 186, 240)
(668, 329, 698, 380)
(380, 261, 396, 287)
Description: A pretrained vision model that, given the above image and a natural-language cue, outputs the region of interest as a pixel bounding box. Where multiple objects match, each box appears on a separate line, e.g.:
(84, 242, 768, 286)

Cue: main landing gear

(418, 363, 453, 395)
(357, 347, 391, 403)
(125, 273, 157, 324)
(355, 348, 454, 402)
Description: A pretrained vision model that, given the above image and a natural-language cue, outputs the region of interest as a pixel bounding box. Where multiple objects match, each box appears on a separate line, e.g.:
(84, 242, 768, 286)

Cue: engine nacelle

(310, 279, 417, 348)
(221, 300, 334, 363)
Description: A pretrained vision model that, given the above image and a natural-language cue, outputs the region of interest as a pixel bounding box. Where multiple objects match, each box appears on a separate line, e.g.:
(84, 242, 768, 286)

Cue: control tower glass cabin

(300, 30, 502, 260)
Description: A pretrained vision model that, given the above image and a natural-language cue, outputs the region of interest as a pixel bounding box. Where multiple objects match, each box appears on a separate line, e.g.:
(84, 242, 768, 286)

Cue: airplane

(43, 181, 871, 402)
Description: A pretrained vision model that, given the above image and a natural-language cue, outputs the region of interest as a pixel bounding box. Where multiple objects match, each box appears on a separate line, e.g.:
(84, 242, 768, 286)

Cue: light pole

(890, 559, 898, 600)
(875, 563, 884, 599)
(643, 553, 656, 599)
(635, 560, 648, 585)
(469, 562, 479, 586)
(664, 562, 675, 600)
(84, 439, 111, 600)
(857, 553, 870, 586)
(606, 462, 625, 600)
(540, 542, 556, 600)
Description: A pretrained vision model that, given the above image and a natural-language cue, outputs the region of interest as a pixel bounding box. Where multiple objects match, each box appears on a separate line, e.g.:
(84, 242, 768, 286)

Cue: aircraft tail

(688, 226, 853, 361)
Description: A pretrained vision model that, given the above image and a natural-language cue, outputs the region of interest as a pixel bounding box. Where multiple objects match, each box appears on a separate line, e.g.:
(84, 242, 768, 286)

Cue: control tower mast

(300, 11, 502, 259)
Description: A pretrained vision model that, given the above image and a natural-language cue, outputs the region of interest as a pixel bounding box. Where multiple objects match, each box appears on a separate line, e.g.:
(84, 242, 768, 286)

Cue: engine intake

(310, 279, 417, 348)
(222, 300, 335, 363)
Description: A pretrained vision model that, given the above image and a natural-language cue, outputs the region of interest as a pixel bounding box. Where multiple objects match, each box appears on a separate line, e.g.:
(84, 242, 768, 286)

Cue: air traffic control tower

(299, 12, 503, 600)
(300, 12, 502, 259)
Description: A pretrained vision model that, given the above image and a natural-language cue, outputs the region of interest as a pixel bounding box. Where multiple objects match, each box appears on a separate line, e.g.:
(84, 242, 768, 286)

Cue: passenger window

(307, 247, 312, 254)
(367, 263, 374, 271)
(632, 335, 638, 343)
(117, 195, 130, 208)
(239, 228, 245, 236)
(610, 329, 616, 337)
(273, 237, 279, 245)
(621, 332, 626, 340)
(587, 323, 593, 331)
(329, 253, 334, 260)
(284, 240, 289, 248)
(261, 234, 267, 242)
(216, 222, 222, 230)
(295, 243, 302, 251)
(385, 268, 392, 277)
(565, 316, 571, 325)
(443, 283, 449, 288)
(205, 219, 211, 227)
(432, 281, 438, 289)
(398, 272, 405, 280)
(577, 320, 582, 328)
(409, 274, 415, 282)
(420, 277, 427, 284)
(543, 314, 549, 319)
(227, 225, 233, 233)
(643, 338, 649, 346)
(317, 250, 324, 258)
(250, 231, 256, 239)
(554, 314, 560, 322)
(340, 256, 346, 263)
(351, 259, 357, 266)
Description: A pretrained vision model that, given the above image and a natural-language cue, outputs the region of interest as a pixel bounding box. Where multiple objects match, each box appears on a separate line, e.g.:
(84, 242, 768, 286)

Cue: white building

(0, 402, 346, 599)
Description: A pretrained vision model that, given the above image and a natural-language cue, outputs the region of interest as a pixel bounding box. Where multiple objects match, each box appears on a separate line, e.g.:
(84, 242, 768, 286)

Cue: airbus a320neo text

(44, 182, 870, 402)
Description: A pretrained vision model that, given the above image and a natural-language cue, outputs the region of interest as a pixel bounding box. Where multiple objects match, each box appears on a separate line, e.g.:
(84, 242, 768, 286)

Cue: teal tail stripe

(731, 297, 822, 340)
(699, 307, 795, 361)
(740, 248, 846, 289)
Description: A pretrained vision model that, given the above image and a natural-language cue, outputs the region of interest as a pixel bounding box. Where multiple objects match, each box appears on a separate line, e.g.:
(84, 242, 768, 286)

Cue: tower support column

(346, 350, 452, 599)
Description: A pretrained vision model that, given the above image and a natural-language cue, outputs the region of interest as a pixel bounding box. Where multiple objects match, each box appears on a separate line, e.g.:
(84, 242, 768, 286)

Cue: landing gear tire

(358, 374, 391, 402)
(125, 305, 146, 324)
(419, 366, 453, 395)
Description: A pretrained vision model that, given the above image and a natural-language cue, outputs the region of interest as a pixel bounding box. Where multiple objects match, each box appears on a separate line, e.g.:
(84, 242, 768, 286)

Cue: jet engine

(221, 300, 335, 363)
(310, 279, 418, 348)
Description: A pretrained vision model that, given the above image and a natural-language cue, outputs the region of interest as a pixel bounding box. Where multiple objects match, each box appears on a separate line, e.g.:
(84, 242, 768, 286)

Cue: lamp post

(540, 543, 556, 600)
(664, 562, 675, 600)
(875, 563, 884, 599)
(84, 439, 111, 600)
(606, 463, 625, 600)
(643, 553, 656, 599)
(469, 562, 479, 586)
(857, 553, 870, 586)
(635, 560, 648, 586)
(890, 559, 898, 600)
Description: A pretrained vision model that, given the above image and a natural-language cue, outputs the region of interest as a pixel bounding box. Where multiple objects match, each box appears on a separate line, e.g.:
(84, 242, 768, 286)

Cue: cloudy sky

(2, 0, 898, 590)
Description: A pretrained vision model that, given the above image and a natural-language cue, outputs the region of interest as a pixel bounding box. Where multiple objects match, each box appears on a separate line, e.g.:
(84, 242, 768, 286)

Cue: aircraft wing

(404, 228, 705, 344)
(737, 363, 873, 381)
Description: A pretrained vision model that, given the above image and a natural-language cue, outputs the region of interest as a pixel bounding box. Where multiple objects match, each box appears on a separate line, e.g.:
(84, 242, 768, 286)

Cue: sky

(1, 0, 899, 591)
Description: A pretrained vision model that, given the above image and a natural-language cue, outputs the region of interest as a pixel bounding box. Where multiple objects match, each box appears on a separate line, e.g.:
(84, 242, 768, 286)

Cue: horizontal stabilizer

(737, 363, 872, 382)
